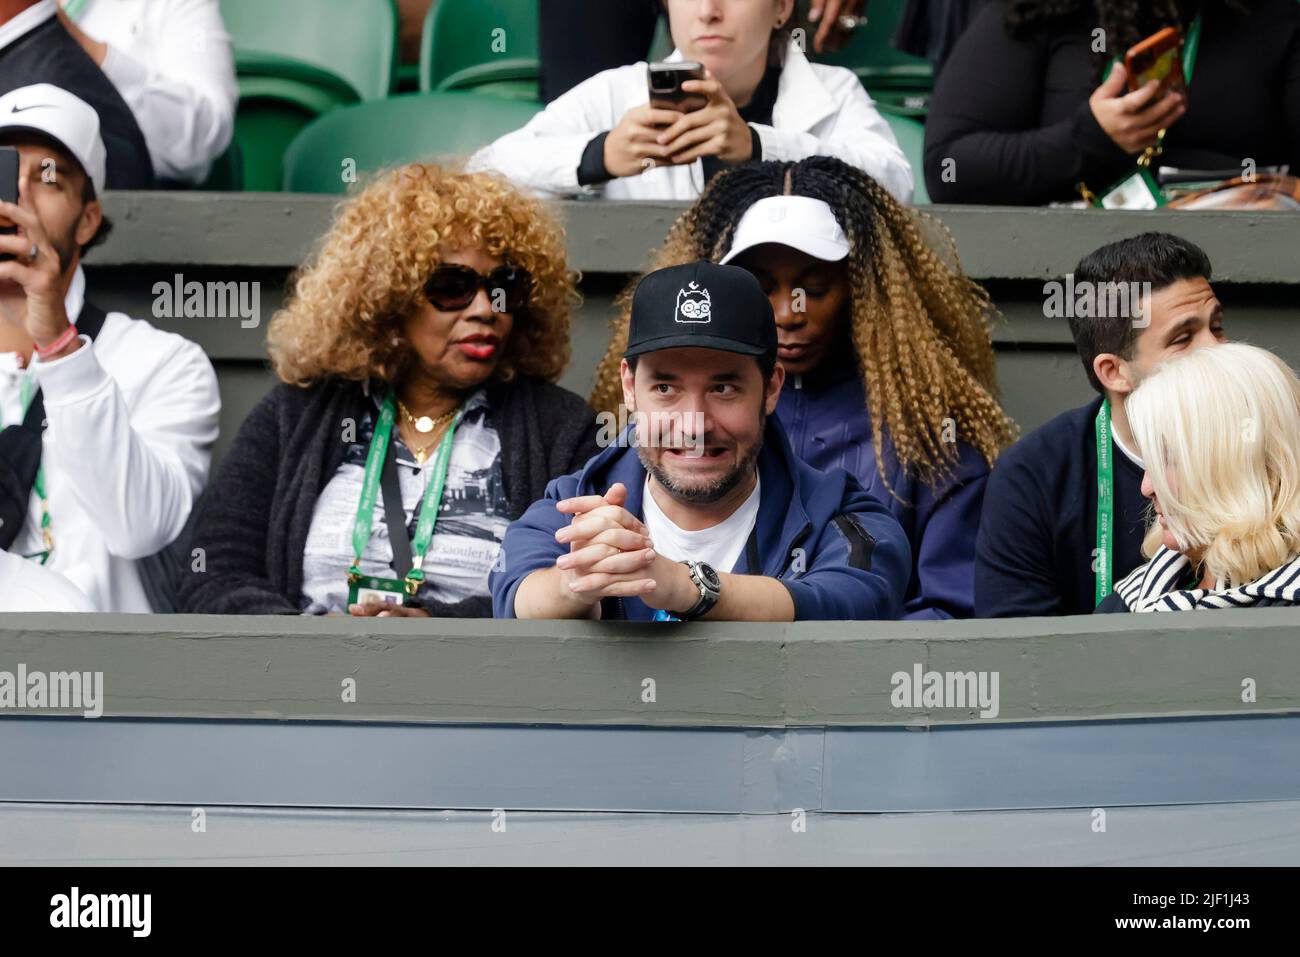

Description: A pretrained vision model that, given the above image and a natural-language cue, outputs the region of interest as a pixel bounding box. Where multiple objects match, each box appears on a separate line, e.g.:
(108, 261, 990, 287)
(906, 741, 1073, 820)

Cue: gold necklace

(396, 398, 455, 435)
(400, 417, 450, 465)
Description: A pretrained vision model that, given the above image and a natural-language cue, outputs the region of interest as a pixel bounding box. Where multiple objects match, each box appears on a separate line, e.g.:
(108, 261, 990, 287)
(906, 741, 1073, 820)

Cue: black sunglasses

(423, 264, 531, 312)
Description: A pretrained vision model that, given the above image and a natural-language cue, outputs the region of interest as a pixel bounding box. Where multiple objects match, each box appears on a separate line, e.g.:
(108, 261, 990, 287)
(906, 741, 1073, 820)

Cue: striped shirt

(1111, 546, 1300, 612)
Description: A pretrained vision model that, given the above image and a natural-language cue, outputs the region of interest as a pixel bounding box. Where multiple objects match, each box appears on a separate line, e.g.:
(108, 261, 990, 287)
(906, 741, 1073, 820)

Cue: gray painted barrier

(2, 610, 1298, 727)
(1, 611, 1299, 815)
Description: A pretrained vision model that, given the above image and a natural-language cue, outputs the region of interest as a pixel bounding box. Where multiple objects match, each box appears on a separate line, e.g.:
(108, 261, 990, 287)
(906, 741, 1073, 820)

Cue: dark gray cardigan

(177, 376, 601, 615)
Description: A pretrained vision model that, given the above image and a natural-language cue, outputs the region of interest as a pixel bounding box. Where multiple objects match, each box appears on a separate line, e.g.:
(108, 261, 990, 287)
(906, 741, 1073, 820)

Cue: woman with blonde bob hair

(179, 164, 600, 617)
(1098, 343, 1300, 612)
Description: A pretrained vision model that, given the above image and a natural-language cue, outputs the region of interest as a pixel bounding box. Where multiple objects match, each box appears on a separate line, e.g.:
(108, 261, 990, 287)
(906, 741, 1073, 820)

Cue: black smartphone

(647, 61, 707, 112)
(0, 146, 17, 263)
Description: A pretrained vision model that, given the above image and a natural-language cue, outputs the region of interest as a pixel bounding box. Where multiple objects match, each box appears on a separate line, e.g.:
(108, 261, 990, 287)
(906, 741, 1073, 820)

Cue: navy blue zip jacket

(490, 416, 911, 621)
(777, 360, 989, 620)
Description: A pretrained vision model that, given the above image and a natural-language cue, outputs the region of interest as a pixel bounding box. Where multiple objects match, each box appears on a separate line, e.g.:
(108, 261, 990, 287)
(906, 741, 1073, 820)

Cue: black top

(1093, 591, 1129, 613)
(577, 65, 778, 187)
(0, 11, 153, 190)
(924, 0, 1300, 204)
(974, 396, 1149, 617)
(177, 376, 601, 615)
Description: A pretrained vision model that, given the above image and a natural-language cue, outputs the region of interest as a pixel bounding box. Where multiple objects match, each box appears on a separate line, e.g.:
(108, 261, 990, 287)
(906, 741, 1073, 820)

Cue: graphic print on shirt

(300, 390, 508, 612)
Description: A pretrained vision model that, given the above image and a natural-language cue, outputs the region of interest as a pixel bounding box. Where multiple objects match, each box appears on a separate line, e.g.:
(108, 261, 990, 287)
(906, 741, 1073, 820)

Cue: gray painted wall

(3, 610, 1297, 726)
(89, 194, 1300, 465)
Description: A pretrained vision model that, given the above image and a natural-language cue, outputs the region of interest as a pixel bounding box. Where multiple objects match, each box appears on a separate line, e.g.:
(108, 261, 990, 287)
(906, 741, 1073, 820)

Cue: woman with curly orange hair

(589, 156, 1017, 619)
(179, 164, 599, 617)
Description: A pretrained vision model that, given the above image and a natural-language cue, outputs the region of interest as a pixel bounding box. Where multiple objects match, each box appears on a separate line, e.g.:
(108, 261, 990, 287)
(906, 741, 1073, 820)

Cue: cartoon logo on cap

(675, 281, 711, 323)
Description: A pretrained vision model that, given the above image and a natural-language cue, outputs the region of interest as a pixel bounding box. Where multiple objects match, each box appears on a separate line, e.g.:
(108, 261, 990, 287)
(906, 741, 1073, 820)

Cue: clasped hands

(552, 482, 695, 614)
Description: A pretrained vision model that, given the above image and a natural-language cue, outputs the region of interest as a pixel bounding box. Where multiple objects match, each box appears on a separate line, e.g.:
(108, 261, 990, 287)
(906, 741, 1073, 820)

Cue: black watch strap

(680, 560, 720, 620)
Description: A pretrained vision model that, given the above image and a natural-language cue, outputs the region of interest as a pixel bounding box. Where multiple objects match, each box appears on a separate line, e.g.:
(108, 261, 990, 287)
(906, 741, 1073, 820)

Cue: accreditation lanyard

(347, 392, 462, 603)
(0, 373, 54, 564)
(1088, 15, 1203, 207)
(1094, 400, 1115, 605)
(1145, 13, 1203, 159)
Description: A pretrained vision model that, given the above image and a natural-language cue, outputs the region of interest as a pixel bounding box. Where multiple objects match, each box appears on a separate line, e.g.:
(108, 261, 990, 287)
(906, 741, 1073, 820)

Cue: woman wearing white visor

(591, 156, 1015, 619)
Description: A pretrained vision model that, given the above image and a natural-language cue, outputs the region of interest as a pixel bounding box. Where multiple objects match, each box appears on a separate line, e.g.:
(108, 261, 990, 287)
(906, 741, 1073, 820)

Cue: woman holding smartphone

(924, 0, 1300, 205)
(470, 0, 912, 203)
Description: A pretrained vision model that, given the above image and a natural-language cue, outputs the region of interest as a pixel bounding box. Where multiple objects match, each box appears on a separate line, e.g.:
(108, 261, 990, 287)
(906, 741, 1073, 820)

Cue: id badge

(347, 574, 408, 608)
(1096, 167, 1165, 209)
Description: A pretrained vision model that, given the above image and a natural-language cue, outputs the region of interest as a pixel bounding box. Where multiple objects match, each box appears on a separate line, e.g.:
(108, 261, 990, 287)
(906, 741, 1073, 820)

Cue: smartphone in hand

(647, 61, 707, 113)
(0, 146, 18, 263)
(1124, 26, 1186, 98)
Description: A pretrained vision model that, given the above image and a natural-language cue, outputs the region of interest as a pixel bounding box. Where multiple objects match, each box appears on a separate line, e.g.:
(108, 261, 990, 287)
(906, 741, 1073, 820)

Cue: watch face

(698, 563, 721, 591)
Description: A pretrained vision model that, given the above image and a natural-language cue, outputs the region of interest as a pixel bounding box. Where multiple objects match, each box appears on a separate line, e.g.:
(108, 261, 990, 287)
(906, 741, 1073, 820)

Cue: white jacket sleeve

(32, 335, 221, 560)
(468, 66, 636, 196)
(753, 71, 915, 205)
(97, 0, 237, 184)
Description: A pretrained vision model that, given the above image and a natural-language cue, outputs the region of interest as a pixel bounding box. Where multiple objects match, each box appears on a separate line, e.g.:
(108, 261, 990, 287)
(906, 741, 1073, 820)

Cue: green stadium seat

(220, 0, 395, 190)
(421, 0, 540, 101)
(808, 0, 933, 115)
(883, 113, 929, 204)
(220, 0, 399, 101)
(196, 141, 243, 191)
(281, 92, 543, 194)
(230, 73, 359, 191)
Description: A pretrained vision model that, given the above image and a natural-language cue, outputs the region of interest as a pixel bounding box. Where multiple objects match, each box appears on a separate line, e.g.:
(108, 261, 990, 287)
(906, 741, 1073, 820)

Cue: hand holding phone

(1124, 27, 1186, 98)
(1089, 57, 1187, 154)
(0, 146, 17, 263)
(647, 61, 707, 113)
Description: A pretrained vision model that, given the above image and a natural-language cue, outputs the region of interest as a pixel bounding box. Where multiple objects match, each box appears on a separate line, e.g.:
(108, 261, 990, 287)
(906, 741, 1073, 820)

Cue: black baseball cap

(624, 260, 777, 360)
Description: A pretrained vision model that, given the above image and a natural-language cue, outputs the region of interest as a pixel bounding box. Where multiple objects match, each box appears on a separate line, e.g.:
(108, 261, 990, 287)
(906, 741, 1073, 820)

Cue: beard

(638, 413, 765, 506)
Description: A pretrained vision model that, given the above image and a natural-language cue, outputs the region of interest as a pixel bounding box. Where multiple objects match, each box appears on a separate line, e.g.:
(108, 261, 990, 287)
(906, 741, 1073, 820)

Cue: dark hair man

(0, 85, 218, 610)
(975, 232, 1227, 617)
(491, 260, 911, 621)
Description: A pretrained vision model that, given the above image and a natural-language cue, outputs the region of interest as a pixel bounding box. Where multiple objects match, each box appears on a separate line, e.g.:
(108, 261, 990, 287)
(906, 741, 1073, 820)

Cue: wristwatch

(679, 560, 721, 620)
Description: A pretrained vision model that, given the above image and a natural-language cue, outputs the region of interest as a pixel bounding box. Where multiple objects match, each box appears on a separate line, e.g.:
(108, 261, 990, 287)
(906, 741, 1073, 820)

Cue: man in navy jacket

(491, 261, 910, 622)
(975, 233, 1226, 617)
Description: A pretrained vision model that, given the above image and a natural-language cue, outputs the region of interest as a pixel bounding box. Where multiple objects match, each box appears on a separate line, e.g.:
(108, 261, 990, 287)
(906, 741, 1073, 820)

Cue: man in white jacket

(0, 85, 220, 611)
(470, 0, 913, 204)
(56, 0, 237, 185)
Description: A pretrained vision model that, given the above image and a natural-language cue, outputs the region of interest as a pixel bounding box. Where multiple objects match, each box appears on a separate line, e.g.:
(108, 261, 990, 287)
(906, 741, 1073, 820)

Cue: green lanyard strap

(1102, 14, 1202, 86)
(1090, 13, 1203, 193)
(1181, 14, 1202, 87)
(1094, 400, 1115, 605)
(348, 392, 462, 596)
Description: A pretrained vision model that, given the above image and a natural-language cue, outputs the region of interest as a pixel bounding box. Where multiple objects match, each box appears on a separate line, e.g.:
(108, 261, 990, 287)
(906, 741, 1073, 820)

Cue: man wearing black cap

(490, 261, 910, 622)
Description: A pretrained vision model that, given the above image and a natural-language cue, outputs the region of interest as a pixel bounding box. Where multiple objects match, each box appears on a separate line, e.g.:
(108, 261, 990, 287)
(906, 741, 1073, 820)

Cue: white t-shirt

(1111, 424, 1145, 469)
(641, 477, 761, 574)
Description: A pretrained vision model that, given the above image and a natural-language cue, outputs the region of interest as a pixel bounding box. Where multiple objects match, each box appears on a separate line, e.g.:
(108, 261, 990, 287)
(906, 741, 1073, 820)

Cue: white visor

(719, 195, 850, 266)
